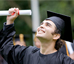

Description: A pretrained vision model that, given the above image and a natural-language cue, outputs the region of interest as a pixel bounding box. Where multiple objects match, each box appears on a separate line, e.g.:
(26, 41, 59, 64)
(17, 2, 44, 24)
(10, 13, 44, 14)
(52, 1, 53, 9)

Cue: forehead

(42, 20, 56, 27)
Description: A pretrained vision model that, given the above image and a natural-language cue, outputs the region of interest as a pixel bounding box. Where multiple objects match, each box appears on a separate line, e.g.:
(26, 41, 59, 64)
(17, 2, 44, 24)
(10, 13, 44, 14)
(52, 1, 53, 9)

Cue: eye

(46, 23, 51, 27)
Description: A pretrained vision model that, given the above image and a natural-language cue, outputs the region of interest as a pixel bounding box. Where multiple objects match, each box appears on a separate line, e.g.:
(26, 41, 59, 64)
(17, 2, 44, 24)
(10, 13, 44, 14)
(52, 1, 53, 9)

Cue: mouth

(38, 29, 45, 33)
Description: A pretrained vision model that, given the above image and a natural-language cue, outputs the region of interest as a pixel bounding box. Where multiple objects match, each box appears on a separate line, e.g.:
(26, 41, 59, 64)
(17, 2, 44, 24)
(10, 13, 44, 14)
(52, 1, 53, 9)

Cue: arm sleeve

(60, 53, 74, 64)
(0, 22, 29, 64)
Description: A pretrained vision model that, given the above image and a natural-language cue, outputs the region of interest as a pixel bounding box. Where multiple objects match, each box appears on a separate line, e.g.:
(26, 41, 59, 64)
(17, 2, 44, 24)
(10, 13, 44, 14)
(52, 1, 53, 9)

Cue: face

(36, 20, 56, 41)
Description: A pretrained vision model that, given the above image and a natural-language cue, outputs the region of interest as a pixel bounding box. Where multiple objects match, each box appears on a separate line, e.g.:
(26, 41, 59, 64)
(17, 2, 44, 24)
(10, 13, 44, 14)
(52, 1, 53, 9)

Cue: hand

(6, 8, 19, 25)
(69, 52, 74, 60)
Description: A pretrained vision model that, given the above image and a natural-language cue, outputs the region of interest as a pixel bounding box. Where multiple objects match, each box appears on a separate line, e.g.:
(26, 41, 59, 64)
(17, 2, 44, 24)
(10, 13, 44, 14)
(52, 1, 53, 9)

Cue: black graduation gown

(59, 45, 67, 55)
(0, 23, 74, 64)
(0, 54, 8, 64)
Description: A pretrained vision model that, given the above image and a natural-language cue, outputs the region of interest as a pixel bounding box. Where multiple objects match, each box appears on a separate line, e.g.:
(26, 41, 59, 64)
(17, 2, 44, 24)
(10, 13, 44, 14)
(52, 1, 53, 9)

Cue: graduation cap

(46, 11, 73, 42)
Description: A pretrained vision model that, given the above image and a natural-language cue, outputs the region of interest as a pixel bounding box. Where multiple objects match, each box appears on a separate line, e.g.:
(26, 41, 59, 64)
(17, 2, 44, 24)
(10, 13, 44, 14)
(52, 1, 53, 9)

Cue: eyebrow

(46, 22, 52, 26)
(40, 21, 52, 26)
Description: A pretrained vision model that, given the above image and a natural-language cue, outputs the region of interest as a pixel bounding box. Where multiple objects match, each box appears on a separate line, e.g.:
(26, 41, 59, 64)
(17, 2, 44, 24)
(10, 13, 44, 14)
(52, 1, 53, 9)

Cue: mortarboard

(46, 10, 73, 42)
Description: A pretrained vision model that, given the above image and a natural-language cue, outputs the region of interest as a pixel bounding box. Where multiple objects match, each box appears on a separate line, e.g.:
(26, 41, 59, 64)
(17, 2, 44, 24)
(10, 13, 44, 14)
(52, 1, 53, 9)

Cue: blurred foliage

(0, 0, 74, 45)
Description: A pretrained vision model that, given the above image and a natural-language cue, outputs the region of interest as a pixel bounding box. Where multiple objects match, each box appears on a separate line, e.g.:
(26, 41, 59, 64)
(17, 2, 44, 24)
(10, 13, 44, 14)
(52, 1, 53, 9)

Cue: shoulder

(57, 51, 74, 64)
(59, 44, 67, 55)
(26, 46, 40, 53)
(14, 45, 40, 59)
(14, 45, 39, 53)
(17, 46, 39, 54)
(57, 51, 69, 59)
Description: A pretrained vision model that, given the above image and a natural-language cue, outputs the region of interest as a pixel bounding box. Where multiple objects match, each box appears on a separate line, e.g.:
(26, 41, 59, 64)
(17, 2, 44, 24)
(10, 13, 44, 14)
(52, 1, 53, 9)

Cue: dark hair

(52, 27, 64, 50)
(55, 39, 64, 50)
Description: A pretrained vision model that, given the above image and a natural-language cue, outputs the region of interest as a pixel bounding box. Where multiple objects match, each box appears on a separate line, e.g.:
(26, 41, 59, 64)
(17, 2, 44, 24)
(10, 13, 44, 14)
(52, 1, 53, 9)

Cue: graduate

(47, 11, 74, 60)
(0, 8, 74, 64)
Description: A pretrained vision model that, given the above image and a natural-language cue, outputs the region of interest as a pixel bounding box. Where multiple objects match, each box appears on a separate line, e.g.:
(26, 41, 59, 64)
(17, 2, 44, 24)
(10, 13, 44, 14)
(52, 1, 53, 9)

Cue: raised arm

(0, 8, 24, 64)
(0, 8, 38, 64)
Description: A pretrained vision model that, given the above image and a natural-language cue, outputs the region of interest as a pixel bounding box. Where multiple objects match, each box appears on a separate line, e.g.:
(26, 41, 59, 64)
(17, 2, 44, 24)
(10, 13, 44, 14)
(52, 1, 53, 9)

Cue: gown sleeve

(59, 52, 74, 64)
(0, 22, 34, 64)
(63, 56, 74, 64)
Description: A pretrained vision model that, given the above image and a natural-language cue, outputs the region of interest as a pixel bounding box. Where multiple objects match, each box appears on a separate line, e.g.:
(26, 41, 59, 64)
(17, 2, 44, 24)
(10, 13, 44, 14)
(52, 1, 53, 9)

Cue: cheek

(45, 29, 53, 39)
(46, 32, 53, 39)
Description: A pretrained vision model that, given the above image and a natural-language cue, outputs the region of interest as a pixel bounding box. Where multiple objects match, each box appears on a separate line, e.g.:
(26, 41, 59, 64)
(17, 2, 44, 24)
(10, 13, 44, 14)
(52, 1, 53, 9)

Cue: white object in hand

(0, 10, 32, 16)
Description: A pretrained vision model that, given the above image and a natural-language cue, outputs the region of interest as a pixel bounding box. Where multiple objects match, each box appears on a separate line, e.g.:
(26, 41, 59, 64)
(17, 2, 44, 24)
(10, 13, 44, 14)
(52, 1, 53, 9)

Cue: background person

(13, 34, 26, 46)
(34, 32, 41, 48)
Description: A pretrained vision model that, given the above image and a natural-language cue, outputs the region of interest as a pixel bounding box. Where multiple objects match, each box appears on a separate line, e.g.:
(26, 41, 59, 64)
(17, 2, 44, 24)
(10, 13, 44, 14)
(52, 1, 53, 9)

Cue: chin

(36, 35, 45, 40)
(36, 35, 42, 38)
(36, 34, 43, 37)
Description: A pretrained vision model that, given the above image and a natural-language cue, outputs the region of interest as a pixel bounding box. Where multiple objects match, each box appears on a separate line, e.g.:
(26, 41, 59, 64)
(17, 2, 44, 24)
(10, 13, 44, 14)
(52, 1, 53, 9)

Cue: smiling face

(36, 20, 57, 41)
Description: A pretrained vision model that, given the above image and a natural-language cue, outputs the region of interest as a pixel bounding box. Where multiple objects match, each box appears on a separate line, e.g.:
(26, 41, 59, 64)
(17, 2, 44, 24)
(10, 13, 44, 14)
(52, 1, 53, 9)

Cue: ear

(53, 34, 60, 40)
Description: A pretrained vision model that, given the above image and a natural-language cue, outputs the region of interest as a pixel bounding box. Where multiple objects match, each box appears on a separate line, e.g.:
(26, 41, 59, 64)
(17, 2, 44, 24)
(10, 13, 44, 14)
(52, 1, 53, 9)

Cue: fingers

(9, 8, 19, 16)
(6, 7, 19, 25)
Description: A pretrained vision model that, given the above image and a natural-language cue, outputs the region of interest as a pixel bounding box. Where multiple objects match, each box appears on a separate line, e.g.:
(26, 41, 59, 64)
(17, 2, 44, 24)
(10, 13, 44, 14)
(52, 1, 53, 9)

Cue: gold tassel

(65, 42, 69, 56)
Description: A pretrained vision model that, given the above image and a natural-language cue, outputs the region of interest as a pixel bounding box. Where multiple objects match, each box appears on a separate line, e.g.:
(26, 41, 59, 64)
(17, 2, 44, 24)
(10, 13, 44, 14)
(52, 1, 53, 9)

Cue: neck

(40, 40, 57, 55)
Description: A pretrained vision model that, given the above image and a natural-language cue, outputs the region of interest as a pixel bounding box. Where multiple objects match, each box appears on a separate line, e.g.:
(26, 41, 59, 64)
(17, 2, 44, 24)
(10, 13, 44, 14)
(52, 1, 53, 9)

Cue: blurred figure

(13, 34, 26, 46)
(34, 32, 41, 48)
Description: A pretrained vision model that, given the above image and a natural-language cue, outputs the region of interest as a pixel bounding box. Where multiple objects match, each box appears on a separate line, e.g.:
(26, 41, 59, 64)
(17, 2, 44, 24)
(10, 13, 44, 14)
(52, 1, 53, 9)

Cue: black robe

(0, 23, 74, 64)
(59, 44, 67, 55)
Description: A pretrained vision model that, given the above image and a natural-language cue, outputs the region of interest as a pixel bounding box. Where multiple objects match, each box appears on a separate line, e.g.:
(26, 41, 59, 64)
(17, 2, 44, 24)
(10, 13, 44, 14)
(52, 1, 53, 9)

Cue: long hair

(55, 39, 65, 50)
(52, 27, 64, 50)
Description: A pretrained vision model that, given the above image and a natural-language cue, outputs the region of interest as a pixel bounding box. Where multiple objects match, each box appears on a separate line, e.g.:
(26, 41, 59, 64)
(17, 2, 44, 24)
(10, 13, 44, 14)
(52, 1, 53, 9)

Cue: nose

(37, 24, 45, 31)
(40, 24, 44, 28)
